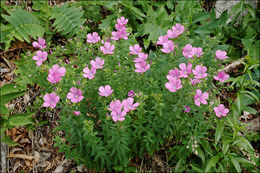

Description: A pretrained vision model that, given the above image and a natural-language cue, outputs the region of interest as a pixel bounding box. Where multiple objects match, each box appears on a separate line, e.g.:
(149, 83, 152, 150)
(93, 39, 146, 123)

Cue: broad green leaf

(192, 12, 210, 24)
(8, 115, 33, 127)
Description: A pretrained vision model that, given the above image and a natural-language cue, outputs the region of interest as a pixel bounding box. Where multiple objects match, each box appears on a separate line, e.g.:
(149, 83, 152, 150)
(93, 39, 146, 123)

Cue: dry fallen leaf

(10, 147, 22, 154)
(13, 161, 22, 172)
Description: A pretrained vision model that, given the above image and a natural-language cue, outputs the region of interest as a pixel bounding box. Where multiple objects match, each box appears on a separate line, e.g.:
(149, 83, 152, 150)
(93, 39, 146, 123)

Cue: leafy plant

(50, 3, 85, 38)
(1, 7, 45, 50)
(0, 84, 34, 146)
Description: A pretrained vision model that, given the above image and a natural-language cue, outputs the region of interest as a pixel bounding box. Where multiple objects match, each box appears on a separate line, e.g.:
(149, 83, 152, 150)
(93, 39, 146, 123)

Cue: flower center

(51, 101, 54, 104)
(75, 94, 79, 98)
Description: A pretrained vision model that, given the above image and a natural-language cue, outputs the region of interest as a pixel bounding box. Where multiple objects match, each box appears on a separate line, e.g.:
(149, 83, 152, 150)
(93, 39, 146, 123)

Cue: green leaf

(236, 92, 242, 115)
(192, 12, 210, 24)
(191, 163, 204, 172)
(113, 165, 123, 171)
(205, 155, 220, 172)
(243, 106, 257, 114)
(0, 134, 18, 146)
(51, 3, 85, 37)
(120, 1, 146, 18)
(8, 113, 34, 127)
(244, 4, 255, 18)
(1, 7, 45, 49)
(215, 120, 224, 142)
(230, 156, 241, 173)
(222, 140, 231, 154)
(196, 147, 205, 164)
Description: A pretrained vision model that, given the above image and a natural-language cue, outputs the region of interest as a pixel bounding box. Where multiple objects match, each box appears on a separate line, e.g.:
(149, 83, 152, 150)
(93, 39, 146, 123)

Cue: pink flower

(184, 105, 190, 113)
(216, 50, 228, 60)
(117, 28, 129, 40)
(122, 98, 139, 112)
(100, 42, 115, 54)
(111, 110, 127, 122)
(167, 29, 179, 39)
(117, 17, 128, 26)
(47, 65, 66, 84)
(43, 92, 60, 108)
(165, 78, 182, 92)
(87, 32, 100, 43)
(167, 68, 181, 80)
(67, 87, 84, 103)
(194, 89, 209, 106)
(33, 38, 46, 49)
(133, 53, 148, 63)
(32, 50, 48, 66)
(179, 62, 192, 78)
(128, 90, 135, 97)
(108, 100, 123, 113)
(182, 44, 194, 59)
(161, 40, 175, 53)
(74, 111, 80, 116)
(129, 44, 142, 55)
(83, 66, 96, 80)
(90, 57, 104, 69)
(214, 104, 229, 117)
(157, 35, 169, 45)
(172, 23, 185, 35)
(99, 85, 113, 97)
(192, 65, 208, 79)
(190, 78, 201, 86)
(192, 47, 204, 58)
(111, 31, 121, 40)
(214, 71, 229, 82)
(135, 61, 150, 74)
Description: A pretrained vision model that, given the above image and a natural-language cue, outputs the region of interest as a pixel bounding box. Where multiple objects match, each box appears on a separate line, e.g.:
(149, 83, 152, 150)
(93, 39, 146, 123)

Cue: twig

(222, 58, 244, 73)
(7, 154, 34, 160)
(2, 56, 13, 70)
(0, 46, 30, 55)
(140, 157, 144, 173)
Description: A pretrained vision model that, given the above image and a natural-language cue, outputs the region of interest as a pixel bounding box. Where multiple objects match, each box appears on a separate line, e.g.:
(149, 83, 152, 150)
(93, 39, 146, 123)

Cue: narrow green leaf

(230, 156, 241, 173)
(0, 134, 18, 146)
(215, 120, 224, 142)
(205, 155, 220, 172)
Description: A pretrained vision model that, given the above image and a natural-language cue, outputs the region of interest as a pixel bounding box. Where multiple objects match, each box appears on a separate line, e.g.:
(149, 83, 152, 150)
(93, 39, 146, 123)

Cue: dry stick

(140, 157, 144, 173)
(0, 46, 30, 55)
(222, 58, 244, 73)
(7, 154, 34, 160)
(2, 56, 13, 70)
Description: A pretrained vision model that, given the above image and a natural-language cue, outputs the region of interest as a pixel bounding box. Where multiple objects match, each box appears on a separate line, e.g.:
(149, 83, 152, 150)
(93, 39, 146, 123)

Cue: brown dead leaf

(11, 128, 17, 137)
(20, 138, 31, 144)
(25, 160, 31, 167)
(13, 135, 23, 142)
(44, 161, 52, 172)
(23, 94, 30, 104)
(10, 147, 22, 154)
(33, 151, 41, 162)
(13, 161, 22, 172)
